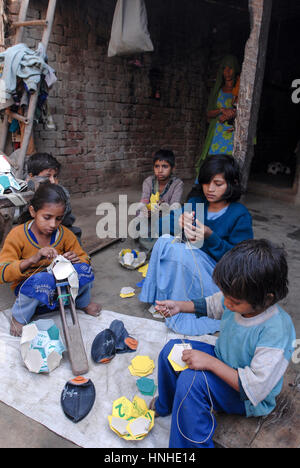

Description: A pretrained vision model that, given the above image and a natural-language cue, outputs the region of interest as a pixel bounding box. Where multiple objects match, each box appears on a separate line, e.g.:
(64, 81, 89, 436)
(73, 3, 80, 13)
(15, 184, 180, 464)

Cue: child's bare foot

(82, 302, 102, 317)
(10, 317, 24, 337)
(149, 397, 160, 417)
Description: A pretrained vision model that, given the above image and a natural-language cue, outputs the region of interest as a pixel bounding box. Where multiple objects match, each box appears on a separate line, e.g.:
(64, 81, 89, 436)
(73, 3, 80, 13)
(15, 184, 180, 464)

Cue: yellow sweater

(0, 221, 91, 291)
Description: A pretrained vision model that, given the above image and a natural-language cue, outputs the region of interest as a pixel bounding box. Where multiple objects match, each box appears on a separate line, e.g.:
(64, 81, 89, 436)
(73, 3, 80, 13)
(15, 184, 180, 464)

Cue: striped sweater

(0, 221, 90, 291)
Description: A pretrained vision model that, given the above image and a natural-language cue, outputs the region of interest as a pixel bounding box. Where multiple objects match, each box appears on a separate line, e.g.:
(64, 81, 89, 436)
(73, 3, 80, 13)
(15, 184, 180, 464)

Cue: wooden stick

(0, 0, 6, 52)
(57, 283, 89, 376)
(12, 20, 48, 28)
(15, 0, 58, 178)
(14, 0, 30, 44)
(6, 109, 30, 125)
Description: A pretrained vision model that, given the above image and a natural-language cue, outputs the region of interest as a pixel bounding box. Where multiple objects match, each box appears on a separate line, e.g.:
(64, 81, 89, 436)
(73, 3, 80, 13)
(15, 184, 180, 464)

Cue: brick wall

(5, 0, 249, 195)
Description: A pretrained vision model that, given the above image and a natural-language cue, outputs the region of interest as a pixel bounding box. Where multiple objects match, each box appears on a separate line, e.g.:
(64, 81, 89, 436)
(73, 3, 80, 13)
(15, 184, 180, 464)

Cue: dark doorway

(249, 0, 300, 190)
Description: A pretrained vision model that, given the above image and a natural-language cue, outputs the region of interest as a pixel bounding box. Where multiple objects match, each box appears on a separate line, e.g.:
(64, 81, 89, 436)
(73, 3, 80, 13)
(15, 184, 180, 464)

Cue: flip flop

(61, 376, 96, 423)
(91, 328, 116, 363)
(109, 319, 138, 354)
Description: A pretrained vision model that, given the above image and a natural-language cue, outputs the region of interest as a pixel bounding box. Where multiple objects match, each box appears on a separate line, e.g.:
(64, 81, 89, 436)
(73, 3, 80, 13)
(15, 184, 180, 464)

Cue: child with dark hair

(188, 152, 242, 202)
(0, 183, 101, 337)
(27, 152, 61, 183)
(140, 154, 253, 336)
(26, 152, 81, 241)
(140, 149, 183, 213)
(137, 149, 183, 252)
(152, 239, 296, 448)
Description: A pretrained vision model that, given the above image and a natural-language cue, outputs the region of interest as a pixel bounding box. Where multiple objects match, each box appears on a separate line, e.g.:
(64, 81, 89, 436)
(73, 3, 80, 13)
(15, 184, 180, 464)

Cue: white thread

(176, 370, 215, 445)
(164, 308, 215, 444)
(163, 232, 214, 444)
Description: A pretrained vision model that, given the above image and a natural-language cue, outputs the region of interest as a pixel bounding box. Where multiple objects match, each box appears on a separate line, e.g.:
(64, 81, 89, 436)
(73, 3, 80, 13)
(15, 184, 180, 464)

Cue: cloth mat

(0, 308, 217, 448)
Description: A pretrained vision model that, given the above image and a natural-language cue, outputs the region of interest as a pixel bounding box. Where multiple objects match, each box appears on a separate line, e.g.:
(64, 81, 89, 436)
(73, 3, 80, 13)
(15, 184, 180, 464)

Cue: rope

(162, 234, 215, 445)
(176, 370, 215, 445)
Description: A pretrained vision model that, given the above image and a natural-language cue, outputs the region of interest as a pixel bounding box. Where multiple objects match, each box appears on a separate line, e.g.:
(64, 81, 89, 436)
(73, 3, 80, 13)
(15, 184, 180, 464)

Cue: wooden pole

(0, 0, 6, 52)
(14, 0, 30, 44)
(233, 0, 273, 190)
(12, 19, 48, 28)
(0, 0, 30, 153)
(0, 0, 8, 152)
(15, 0, 57, 178)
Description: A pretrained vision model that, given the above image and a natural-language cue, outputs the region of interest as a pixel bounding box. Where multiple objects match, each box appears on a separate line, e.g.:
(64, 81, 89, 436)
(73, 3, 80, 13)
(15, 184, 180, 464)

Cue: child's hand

(181, 214, 212, 243)
(179, 211, 194, 230)
(20, 247, 58, 273)
(137, 203, 148, 218)
(219, 108, 236, 123)
(63, 251, 80, 263)
(35, 247, 58, 263)
(155, 300, 181, 318)
(183, 217, 203, 243)
(179, 211, 198, 241)
(182, 349, 215, 371)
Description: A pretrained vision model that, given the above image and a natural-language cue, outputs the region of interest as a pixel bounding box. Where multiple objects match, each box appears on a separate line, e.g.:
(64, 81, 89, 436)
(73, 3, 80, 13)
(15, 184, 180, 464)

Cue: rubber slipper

(91, 328, 116, 363)
(61, 376, 96, 423)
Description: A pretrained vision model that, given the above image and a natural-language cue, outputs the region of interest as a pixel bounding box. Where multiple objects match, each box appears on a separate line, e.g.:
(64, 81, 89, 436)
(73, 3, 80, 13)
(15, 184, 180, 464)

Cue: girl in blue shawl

(139, 154, 253, 336)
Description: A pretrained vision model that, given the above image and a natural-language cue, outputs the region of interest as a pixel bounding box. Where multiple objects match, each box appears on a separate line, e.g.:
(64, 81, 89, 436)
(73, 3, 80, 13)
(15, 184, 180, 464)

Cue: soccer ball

(267, 162, 291, 175)
(20, 319, 65, 374)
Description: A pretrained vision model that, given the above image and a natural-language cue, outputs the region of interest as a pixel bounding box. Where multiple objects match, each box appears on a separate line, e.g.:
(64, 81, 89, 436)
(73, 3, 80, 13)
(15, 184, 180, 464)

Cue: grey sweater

(141, 175, 184, 206)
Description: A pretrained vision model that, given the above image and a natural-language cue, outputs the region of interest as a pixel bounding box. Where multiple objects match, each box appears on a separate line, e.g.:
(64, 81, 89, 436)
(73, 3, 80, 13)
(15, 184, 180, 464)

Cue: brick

(5, 0, 214, 194)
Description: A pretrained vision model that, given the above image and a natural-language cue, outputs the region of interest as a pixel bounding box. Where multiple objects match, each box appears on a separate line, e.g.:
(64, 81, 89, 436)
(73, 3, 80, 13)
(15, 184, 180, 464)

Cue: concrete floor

(0, 185, 299, 448)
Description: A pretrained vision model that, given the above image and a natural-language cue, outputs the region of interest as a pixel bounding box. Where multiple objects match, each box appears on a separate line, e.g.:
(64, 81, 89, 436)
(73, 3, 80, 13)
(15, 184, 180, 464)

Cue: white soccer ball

(20, 319, 65, 374)
(267, 162, 283, 175)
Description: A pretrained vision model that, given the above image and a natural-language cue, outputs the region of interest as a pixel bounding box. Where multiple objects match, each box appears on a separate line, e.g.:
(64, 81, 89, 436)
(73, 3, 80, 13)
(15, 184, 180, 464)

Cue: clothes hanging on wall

(0, 43, 57, 154)
(0, 42, 56, 105)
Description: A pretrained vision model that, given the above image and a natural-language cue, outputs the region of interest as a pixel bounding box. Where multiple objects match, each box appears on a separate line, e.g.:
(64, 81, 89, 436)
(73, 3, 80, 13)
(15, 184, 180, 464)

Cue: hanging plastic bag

(108, 0, 154, 57)
(0, 152, 23, 195)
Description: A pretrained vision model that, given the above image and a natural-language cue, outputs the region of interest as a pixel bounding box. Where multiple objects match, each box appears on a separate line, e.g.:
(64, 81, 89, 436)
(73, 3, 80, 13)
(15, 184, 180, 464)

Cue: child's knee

(177, 369, 210, 402)
(78, 282, 92, 294)
(11, 294, 40, 324)
(177, 369, 196, 394)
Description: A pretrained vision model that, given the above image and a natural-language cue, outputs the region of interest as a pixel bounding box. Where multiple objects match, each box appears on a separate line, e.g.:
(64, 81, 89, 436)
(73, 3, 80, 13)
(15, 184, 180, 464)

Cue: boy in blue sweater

(153, 239, 296, 448)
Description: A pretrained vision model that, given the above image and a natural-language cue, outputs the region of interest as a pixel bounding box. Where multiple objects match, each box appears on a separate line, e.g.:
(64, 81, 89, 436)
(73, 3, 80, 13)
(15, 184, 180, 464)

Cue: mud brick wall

(5, 0, 248, 195)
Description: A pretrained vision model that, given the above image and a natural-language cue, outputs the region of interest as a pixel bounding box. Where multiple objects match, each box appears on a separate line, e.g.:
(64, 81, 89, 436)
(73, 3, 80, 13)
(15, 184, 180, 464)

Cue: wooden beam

(0, 0, 6, 52)
(14, 0, 30, 44)
(15, 0, 57, 178)
(0, 208, 14, 248)
(233, 0, 273, 189)
(12, 19, 48, 28)
(6, 109, 30, 125)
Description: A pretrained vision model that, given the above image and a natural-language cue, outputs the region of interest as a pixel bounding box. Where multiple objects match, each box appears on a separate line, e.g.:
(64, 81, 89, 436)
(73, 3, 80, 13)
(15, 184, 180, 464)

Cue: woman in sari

(195, 55, 240, 177)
